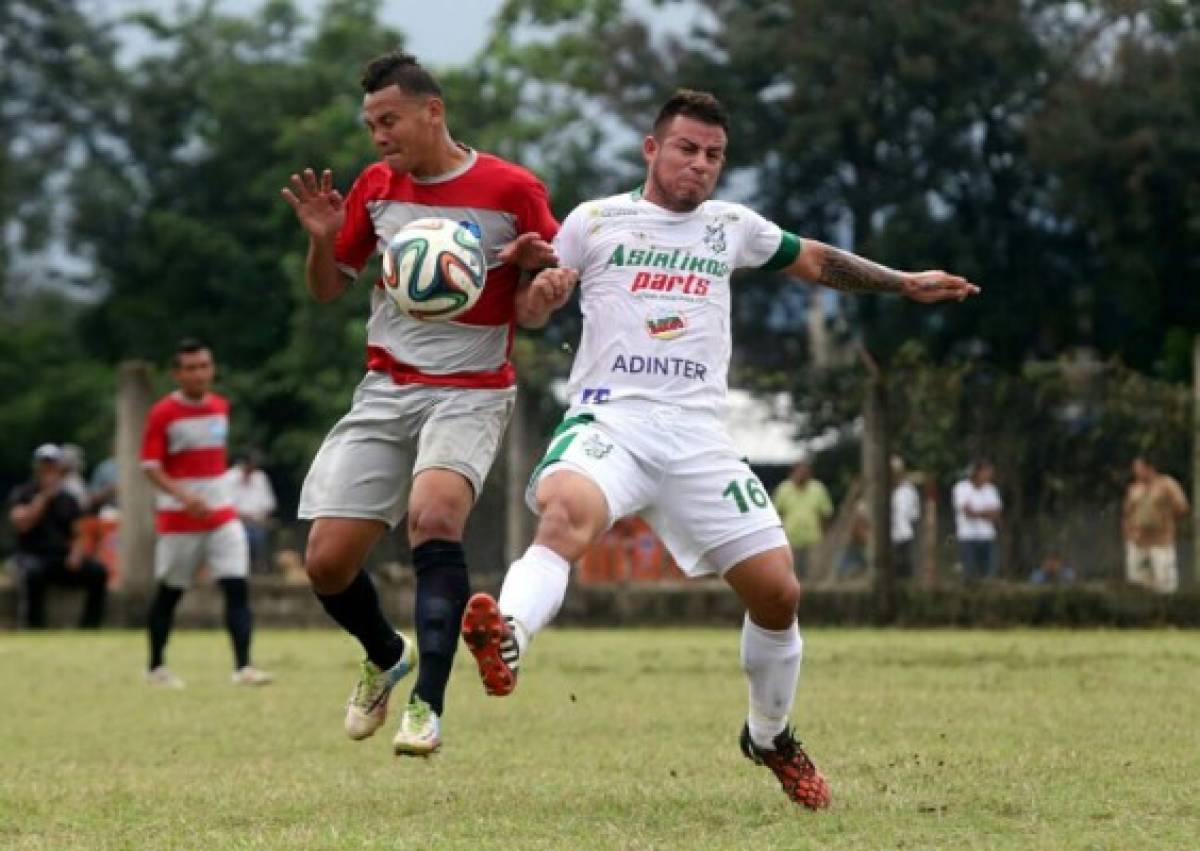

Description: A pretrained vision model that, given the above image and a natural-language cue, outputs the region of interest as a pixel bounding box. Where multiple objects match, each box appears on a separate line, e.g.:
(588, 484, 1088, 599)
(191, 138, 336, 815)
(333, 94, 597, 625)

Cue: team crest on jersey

(582, 434, 613, 459)
(457, 220, 483, 240)
(646, 312, 688, 340)
(703, 220, 727, 254)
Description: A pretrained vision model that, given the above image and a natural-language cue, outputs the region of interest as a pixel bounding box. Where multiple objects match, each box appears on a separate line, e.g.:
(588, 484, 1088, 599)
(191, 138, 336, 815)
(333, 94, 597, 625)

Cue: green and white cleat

(145, 666, 185, 689)
(344, 634, 415, 741)
(231, 665, 275, 686)
(392, 696, 442, 757)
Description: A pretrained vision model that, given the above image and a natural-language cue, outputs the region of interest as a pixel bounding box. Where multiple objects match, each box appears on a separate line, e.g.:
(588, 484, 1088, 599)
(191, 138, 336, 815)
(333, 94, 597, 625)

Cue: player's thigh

(649, 450, 782, 577)
(299, 378, 420, 528)
(414, 386, 516, 503)
(527, 417, 656, 532)
(206, 521, 250, 581)
(155, 534, 205, 589)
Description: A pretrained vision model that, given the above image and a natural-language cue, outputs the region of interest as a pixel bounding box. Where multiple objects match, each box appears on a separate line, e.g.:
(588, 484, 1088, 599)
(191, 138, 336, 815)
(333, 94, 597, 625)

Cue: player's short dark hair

(172, 337, 210, 367)
(653, 89, 729, 136)
(361, 51, 442, 98)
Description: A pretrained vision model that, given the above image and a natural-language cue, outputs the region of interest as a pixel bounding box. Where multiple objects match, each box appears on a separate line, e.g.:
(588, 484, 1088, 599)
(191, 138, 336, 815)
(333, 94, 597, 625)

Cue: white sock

(741, 614, 803, 750)
(497, 544, 571, 655)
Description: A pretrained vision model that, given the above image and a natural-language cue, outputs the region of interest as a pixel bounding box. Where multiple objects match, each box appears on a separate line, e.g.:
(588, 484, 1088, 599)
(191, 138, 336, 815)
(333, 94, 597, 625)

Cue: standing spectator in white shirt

(952, 461, 1003, 580)
(225, 450, 278, 574)
(890, 456, 921, 580)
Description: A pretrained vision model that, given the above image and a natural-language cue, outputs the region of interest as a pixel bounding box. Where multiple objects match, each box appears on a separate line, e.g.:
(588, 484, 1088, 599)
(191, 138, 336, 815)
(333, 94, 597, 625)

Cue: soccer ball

(380, 217, 487, 321)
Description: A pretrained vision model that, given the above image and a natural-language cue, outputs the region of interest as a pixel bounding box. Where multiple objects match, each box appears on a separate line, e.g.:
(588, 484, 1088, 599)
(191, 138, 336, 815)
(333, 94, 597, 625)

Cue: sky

(84, 0, 706, 68)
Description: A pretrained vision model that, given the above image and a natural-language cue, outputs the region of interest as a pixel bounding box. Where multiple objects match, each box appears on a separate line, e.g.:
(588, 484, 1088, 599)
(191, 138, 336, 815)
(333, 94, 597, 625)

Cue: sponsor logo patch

(580, 387, 611, 404)
(582, 434, 613, 459)
(646, 312, 687, 340)
(611, 354, 708, 382)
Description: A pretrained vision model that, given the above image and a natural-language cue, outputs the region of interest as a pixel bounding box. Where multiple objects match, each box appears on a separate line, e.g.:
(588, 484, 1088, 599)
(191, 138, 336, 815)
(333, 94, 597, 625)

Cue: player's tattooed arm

(814, 247, 905, 294)
(787, 240, 980, 304)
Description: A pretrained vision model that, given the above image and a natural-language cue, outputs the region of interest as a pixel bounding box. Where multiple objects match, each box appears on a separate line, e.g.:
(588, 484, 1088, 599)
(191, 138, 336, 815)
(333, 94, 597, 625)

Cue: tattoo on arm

(817, 248, 905, 295)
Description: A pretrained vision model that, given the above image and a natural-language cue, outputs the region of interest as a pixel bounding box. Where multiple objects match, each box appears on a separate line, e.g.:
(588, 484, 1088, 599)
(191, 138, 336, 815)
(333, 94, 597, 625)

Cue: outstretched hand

(281, 168, 345, 241)
(499, 232, 558, 271)
(901, 271, 981, 304)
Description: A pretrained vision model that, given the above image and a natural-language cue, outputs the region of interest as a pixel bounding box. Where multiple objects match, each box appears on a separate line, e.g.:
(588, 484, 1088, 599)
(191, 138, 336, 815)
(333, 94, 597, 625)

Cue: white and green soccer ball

(381, 217, 487, 321)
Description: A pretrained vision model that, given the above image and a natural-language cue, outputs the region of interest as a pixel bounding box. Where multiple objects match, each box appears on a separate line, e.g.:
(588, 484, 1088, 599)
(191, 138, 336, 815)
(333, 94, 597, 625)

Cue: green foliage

(0, 295, 115, 494)
(4, 0, 1200, 520)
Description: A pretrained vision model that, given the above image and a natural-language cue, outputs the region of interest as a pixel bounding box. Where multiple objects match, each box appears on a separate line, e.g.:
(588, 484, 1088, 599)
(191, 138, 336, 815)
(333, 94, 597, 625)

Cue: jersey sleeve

(333, 170, 379, 280)
(735, 205, 802, 272)
(140, 403, 168, 468)
(553, 204, 589, 271)
(512, 174, 560, 243)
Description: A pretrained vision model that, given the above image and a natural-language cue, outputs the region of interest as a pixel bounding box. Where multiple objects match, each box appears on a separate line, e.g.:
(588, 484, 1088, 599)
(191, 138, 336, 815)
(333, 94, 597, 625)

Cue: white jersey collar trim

(412, 145, 477, 185)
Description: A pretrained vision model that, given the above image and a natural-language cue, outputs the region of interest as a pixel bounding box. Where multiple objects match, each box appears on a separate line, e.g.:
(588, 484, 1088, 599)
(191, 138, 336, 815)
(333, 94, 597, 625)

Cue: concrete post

(117, 361, 156, 591)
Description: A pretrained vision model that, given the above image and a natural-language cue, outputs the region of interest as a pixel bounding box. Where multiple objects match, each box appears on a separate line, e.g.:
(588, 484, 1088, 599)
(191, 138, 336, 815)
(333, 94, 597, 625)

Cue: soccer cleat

(231, 665, 275, 686)
(392, 696, 442, 757)
(740, 724, 831, 810)
(344, 633, 416, 741)
(461, 593, 520, 696)
(145, 666, 185, 689)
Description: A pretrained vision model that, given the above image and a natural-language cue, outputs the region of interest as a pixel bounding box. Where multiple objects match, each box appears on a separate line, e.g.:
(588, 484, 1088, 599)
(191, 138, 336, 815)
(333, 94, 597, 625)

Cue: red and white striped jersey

(140, 392, 237, 534)
(335, 148, 560, 389)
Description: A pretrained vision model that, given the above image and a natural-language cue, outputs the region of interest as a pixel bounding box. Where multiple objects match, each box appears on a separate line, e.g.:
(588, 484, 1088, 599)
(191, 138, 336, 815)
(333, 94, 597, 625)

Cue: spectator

(891, 456, 921, 580)
(1123, 455, 1188, 594)
(60, 443, 90, 508)
(952, 460, 1003, 580)
(1030, 550, 1075, 585)
(771, 457, 833, 578)
(7, 444, 107, 628)
(225, 450, 277, 574)
(89, 447, 119, 510)
(837, 497, 870, 579)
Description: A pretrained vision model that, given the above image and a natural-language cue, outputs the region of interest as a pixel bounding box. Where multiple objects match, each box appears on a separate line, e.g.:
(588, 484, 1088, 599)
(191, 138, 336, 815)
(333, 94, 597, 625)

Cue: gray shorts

(298, 372, 516, 528)
(156, 520, 249, 589)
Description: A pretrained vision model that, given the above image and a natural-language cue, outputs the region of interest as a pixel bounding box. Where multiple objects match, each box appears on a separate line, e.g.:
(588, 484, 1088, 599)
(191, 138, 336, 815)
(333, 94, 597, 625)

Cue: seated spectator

(1030, 550, 1076, 585)
(8, 444, 107, 628)
(224, 450, 277, 574)
(60, 443, 90, 508)
(89, 448, 119, 510)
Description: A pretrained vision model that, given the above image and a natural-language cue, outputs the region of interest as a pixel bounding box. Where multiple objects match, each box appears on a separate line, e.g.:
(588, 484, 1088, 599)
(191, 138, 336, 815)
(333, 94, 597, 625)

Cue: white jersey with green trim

(555, 191, 800, 417)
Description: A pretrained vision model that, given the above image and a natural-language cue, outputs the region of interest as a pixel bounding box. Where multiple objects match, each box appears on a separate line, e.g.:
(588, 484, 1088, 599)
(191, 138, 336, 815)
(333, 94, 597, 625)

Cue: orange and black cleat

(740, 724, 831, 810)
(461, 593, 520, 697)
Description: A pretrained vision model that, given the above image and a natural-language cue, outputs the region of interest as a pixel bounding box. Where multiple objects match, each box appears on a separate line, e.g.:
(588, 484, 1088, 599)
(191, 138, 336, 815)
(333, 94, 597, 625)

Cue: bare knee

(407, 500, 465, 544)
(755, 575, 801, 629)
(304, 520, 384, 594)
(305, 533, 351, 593)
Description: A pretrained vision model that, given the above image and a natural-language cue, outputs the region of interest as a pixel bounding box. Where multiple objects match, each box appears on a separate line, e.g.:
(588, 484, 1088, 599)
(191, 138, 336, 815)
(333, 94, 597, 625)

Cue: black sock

(219, 577, 253, 669)
(148, 583, 184, 670)
(410, 540, 470, 716)
(315, 569, 406, 670)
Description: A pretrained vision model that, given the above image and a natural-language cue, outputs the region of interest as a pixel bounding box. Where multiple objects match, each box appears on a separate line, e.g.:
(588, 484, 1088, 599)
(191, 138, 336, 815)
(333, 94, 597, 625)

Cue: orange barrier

(76, 513, 122, 589)
(578, 516, 684, 584)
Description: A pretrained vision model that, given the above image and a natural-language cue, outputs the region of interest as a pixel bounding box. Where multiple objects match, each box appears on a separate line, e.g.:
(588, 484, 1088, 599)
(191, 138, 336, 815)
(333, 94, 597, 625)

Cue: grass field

(1, 628, 1197, 850)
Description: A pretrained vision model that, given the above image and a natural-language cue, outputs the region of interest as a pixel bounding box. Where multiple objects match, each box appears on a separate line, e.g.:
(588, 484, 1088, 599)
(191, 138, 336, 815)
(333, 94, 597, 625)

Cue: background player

(142, 339, 274, 688)
(462, 90, 978, 808)
(281, 51, 572, 756)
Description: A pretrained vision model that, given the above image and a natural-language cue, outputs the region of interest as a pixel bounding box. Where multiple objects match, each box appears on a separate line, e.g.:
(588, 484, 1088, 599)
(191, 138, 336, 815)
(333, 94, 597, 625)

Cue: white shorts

(299, 372, 516, 528)
(527, 404, 787, 577)
(156, 520, 249, 589)
(1125, 543, 1178, 594)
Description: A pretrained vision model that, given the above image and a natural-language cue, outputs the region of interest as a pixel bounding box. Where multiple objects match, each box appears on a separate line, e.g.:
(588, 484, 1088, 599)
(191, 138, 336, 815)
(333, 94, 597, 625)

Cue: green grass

(1, 628, 1197, 850)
